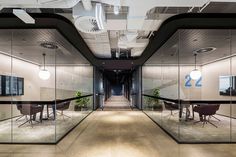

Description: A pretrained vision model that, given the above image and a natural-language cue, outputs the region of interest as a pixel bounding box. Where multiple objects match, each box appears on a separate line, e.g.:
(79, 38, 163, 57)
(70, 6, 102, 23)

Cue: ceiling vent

(74, 16, 100, 34)
(73, 2, 106, 34)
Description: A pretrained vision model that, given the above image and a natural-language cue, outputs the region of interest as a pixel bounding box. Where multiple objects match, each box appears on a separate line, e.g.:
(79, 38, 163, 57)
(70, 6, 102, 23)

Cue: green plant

(75, 91, 90, 110)
(152, 88, 160, 105)
(146, 88, 162, 110)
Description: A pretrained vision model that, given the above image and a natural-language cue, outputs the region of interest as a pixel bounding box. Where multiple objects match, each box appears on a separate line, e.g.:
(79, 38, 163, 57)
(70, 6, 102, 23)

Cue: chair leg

(194, 120, 202, 124)
(194, 115, 218, 128)
(18, 119, 30, 127)
(207, 120, 218, 128)
(61, 110, 71, 120)
(51, 110, 71, 119)
(18, 115, 40, 127)
(15, 115, 24, 121)
(207, 116, 218, 128)
(211, 115, 221, 121)
(194, 116, 206, 127)
(62, 114, 71, 118)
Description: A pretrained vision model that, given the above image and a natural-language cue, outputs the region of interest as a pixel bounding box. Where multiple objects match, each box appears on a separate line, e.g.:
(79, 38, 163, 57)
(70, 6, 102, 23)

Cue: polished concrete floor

(0, 111, 236, 157)
(0, 110, 91, 143)
(103, 96, 131, 110)
(145, 110, 236, 142)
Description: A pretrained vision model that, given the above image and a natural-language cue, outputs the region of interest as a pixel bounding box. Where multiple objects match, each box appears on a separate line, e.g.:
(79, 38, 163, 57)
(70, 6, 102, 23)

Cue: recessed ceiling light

(193, 47, 216, 54)
(40, 42, 58, 50)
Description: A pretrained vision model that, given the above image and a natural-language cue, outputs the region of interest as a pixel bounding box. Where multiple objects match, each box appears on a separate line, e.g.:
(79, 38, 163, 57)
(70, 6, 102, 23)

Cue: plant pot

(152, 105, 163, 111)
(81, 107, 88, 111)
(74, 105, 82, 111)
(74, 105, 88, 111)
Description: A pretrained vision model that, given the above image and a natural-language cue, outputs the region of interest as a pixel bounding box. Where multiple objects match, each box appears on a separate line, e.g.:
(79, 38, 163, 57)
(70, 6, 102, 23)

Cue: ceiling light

(13, 9, 35, 24)
(40, 42, 58, 49)
(194, 47, 216, 54)
(113, 6, 119, 15)
(190, 69, 201, 80)
(190, 53, 201, 80)
(39, 53, 50, 80)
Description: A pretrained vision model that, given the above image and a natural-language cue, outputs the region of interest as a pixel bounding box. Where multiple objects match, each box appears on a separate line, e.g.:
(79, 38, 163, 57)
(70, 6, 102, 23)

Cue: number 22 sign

(185, 74, 202, 87)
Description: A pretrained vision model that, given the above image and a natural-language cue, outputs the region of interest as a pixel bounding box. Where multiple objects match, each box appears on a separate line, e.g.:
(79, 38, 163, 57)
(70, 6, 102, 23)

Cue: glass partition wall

(0, 29, 93, 143)
(143, 29, 236, 143)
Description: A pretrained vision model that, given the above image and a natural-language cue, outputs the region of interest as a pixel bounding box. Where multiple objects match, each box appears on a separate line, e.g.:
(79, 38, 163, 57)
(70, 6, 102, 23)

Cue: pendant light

(190, 53, 201, 80)
(38, 53, 50, 80)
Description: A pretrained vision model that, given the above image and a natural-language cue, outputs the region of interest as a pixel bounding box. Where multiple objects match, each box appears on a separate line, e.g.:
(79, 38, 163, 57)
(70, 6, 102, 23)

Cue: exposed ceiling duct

(99, 0, 210, 30)
(73, 2, 106, 34)
(118, 31, 148, 49)
(2, 0, 236, 60)
(81, 0, 92, 10)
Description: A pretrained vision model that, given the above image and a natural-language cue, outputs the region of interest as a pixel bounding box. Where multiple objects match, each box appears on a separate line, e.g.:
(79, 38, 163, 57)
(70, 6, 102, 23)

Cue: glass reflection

(0, 29, 93, 143)
(143, 29, 236, 143)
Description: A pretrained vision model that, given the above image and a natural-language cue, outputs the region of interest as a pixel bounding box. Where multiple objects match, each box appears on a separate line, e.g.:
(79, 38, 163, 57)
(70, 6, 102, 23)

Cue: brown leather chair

(56, 101, 71, 120)
(15, 104, 24, 121)
(19, 104, 43, 127)
(47, 100, 71, 120)
(163, 101, 179, 115)
(193, 104, 220, 128)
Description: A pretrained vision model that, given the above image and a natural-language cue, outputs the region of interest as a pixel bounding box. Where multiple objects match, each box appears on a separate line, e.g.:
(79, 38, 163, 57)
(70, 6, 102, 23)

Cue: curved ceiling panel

(2, 13, 236, 69)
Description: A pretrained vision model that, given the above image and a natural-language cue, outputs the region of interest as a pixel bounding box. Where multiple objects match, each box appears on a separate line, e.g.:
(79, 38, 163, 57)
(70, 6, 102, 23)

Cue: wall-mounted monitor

(0, 75, 24, 96)
(219, 76, 236, 96)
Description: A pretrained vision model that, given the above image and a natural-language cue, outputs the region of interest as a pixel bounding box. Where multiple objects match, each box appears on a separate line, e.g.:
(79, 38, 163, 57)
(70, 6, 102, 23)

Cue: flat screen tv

(0, 75, 24, 96)
(219, 76, 236, 96)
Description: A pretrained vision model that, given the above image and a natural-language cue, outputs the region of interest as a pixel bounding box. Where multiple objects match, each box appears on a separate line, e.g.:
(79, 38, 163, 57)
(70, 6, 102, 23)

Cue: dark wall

(94, 67, 104, 110)
(131, 67, 142, 109)
(104, 76, 111, 101)
(111, 84, 123, 95)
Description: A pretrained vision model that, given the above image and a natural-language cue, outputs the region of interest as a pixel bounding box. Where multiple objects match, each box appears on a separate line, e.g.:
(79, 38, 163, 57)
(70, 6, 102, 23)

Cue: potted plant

(152, 88, 162, 110)
(74, 91, 90, 111)
(145, 88, 162, 111)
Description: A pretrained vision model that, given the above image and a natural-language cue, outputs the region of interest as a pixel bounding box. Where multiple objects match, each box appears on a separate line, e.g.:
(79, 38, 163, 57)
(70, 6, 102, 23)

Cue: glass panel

(55, 65, 93, 141)
(55, 31, 93, 141)
(11, 29, 56, 143)
(143, 29, 234, 143)
(231, 30, 236, 142)
(0, 29, 92, 143)
(142, 31, 179, 139)
(178, 29, 231, 142)
(0, 30, 12, 142)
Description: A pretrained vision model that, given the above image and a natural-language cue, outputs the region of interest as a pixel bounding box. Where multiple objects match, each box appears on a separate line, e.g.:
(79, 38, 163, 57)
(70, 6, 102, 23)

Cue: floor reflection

(0, 111, 90, 143)
(0, 111, 236, 157)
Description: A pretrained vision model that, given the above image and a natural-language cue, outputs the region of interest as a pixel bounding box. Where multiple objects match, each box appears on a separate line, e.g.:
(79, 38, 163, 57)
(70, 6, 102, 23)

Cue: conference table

(142, 94, 236, 121)
(179, 99, 236, 120)
(0, 94, 93, 122)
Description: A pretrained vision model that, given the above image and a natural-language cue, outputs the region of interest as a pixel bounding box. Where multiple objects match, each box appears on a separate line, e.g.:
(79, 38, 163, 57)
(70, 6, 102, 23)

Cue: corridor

(1, 111, 236, 157)
(103, 96, 131, 110)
